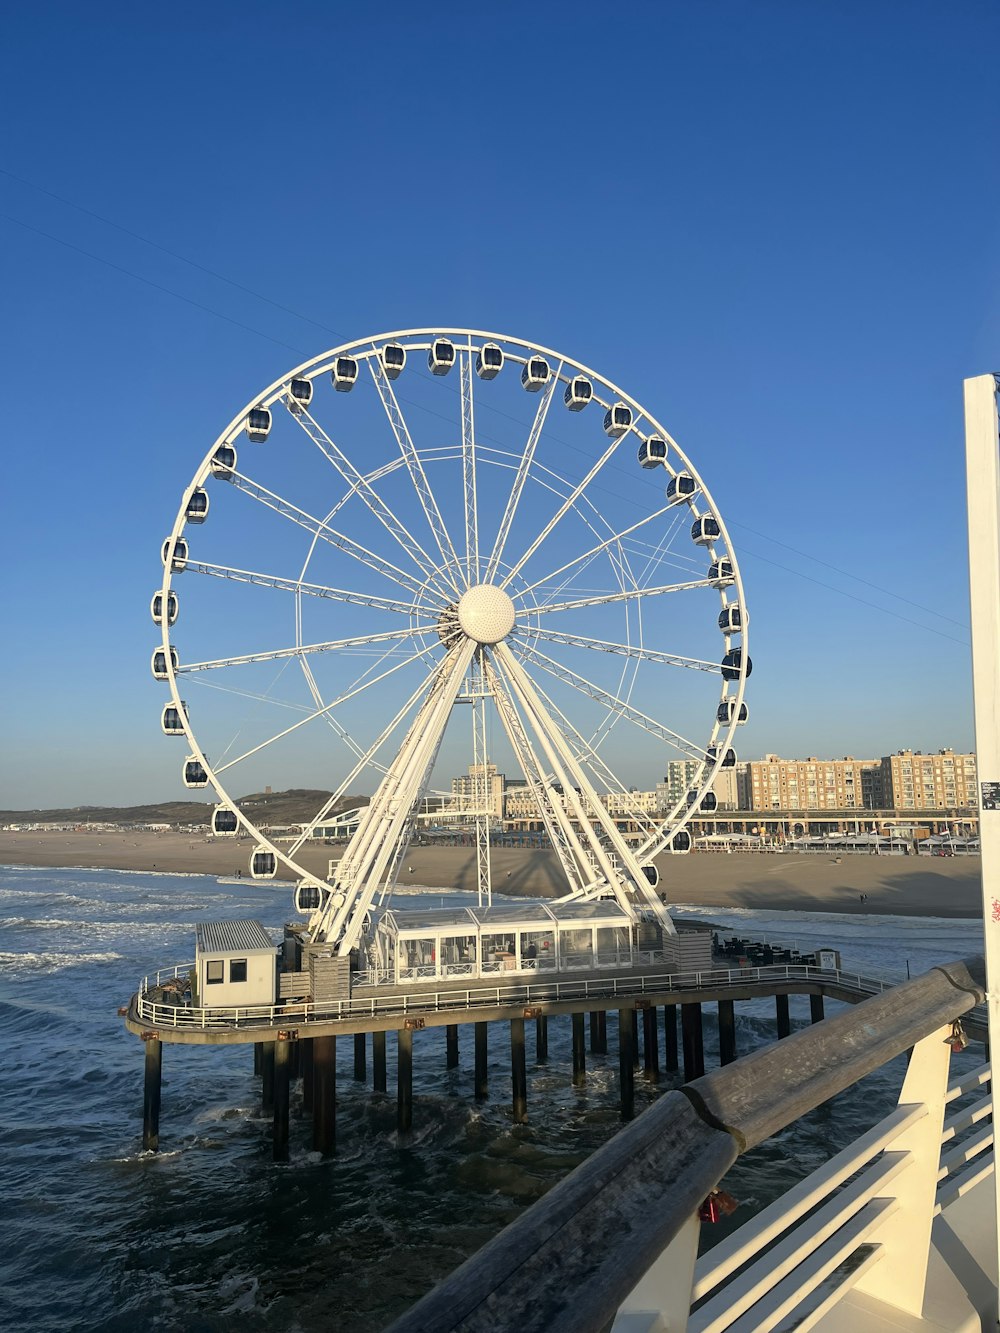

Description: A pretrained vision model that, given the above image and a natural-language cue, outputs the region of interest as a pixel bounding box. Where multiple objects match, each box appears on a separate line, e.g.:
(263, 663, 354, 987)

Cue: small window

(230, 958, 248, 984)
(206, 960, 224, 984)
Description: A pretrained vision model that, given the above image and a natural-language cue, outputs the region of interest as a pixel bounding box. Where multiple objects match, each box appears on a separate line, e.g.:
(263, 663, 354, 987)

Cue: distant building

(879, 749, 977, 811)
(656, 760, 741, 812)
(746, 755, 880, 811)
(450, 763, 505, 818)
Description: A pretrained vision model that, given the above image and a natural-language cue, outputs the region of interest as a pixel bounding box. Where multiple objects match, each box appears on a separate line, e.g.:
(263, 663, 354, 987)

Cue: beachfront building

(745, 755, 882, 811)
(449, 763, 505, 818)
(656, 762, 742, 812)
(878, 748, 978, 811)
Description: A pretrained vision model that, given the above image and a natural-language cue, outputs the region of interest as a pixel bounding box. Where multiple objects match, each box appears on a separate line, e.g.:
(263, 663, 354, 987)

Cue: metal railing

(133, 961, 892, 1032)
(383, 956, 989, 1333)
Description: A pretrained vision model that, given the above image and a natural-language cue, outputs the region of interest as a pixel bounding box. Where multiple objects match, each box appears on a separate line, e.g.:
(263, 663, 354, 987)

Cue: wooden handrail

(384, 956, 986, 1333)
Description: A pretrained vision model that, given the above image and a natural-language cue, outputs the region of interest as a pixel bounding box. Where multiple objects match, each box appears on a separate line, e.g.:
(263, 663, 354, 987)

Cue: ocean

(0, 864, 985, 1331)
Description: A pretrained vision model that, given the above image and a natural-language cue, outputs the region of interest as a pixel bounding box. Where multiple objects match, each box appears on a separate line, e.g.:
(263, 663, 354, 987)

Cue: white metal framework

(152, 328, 750, 956)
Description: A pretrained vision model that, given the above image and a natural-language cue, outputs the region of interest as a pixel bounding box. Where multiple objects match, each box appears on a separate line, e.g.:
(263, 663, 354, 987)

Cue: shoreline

(0, 830, 986, 921)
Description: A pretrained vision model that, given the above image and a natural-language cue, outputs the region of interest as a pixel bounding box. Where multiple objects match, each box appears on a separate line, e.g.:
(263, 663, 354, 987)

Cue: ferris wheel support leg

(471, 651, 493, 908)
(486, 657, 594, 894)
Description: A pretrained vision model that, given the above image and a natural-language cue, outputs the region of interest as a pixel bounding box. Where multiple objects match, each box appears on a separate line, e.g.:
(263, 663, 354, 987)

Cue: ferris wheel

(151, 328, 750, 954)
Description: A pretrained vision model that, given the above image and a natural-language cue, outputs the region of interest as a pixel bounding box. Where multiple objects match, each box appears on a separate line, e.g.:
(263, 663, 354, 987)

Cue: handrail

(133, 961, 895, 1031)
(383, 956, 987, 1333)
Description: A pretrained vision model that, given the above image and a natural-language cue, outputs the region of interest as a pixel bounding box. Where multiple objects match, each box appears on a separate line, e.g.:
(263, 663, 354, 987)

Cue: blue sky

(2, 1, 998, 808)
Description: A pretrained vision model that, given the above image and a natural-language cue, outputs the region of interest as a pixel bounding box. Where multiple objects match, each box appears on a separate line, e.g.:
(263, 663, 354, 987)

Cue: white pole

(963, 371, 1000, 1321)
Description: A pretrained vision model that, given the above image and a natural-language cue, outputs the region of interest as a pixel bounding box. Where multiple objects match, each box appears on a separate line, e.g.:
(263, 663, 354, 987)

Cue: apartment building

(746, 755, 881, 811)
(657, 760, 742, 812)
(879, 749, 978, 811)
(450, 763, 505, 818)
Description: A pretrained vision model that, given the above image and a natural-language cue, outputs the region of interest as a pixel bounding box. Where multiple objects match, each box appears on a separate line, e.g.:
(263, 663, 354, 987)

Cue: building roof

(195, 919, 275, 954)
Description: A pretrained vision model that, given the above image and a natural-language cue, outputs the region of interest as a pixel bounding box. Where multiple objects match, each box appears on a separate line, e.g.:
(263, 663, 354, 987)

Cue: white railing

(132, 961, 893, 1032)
(614, 1042, 994, 1331)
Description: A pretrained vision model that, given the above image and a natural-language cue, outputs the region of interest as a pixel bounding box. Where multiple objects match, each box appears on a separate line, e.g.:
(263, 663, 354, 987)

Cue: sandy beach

(0, 829, 985, 918)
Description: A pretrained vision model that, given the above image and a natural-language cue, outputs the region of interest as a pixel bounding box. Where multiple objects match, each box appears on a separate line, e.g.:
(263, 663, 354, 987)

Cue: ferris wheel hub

(457, 583, 516, 644)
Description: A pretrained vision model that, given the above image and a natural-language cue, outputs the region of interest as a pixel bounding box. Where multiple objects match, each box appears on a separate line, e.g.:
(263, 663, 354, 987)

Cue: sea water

(0, 865, 985, 1331)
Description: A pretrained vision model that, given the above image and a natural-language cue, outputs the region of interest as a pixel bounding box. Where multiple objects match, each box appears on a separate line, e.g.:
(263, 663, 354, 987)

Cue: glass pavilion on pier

(369, 898, 647, 985)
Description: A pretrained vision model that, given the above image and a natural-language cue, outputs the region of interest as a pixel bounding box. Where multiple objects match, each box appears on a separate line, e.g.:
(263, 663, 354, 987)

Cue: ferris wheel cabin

(604, 402, 633, 438)
(691, 515, 721, 545)
(212, 807, 239, 836)
(564, 376, 593, 410)
(250, 848, 277, 880)
(708, 557, 735, 588)
(688, 788, 718, 812)
(151, 645, 178, 680)
(332, 357, 358, 392)
(476, 342, 503, 379)
(185, 489, 209, 524)
(637, 435, 667, 469)
(150, 590, 178, 626)
(161, 702, 187, 735)
(210, 444, 236, 479)
(521, 356, 551, 392)
(707, 744, 737, 769)
(667, 472, 697, 503)
(381, 343, 406, 379)
(718, 604, 744, 634)
(717, 697, 749, 725)
(245, 407, 271, 442)
(287, 377, 313, 411)
(428, 339, 456, 375)
(183, 757, 208, 788)
(162, 537, 188, 572)
(722, 648, 751, 681)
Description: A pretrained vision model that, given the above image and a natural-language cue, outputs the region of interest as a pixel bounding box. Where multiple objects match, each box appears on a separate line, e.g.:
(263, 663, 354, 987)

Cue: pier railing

(134, 960, 894, 1031)
(383, 957, 989, 1333)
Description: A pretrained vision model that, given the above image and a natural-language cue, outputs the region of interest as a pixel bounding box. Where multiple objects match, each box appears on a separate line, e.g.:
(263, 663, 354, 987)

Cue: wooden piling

(630, 1009, 640, 1071)
(642, 1006, 659, 1080)
(810, 993, 825, 1024)
(260, 1040, 275, 1113)
(373, 1030, 387, 1093)
(354, 1031, 367, 1081)
(312, 1034, 336, 1156)
(664, 1004, 678, 1072)
(142, 1035, 162, 1152)
(397, 1028, 413, 1132)
(776, 993, 791, 1038)
(446, 1024, 459, 1069)
(681, 1003, 704, 1080)
(272, 1037, 291, 1162)
(300, 1036, 314, 1113)
(474, 1021, 488, 1100)
(511, 1018, 527, 1124)
(572, 1012, 586, 1086)
(535, 1015, 548, 1062)
(618, 1010, 635, 1120)
(718, 999, 737, 1066)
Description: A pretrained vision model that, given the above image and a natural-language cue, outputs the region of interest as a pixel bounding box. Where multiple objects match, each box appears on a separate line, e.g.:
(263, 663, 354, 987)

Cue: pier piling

(312, 1034, 336, 1156)
(511, 1019, 527, 1123)
(631, 1010, 640, 1071)
(664, 1004, 678, 1072)
(776, 993, 791, 1038)
(572, 1012, 586, 1086)
(718, 999, 737, 1065)
(272, 1037, 291, 1162)
(397, 1028, 413, 1133)
(446, 1024, 459, 1069)
(141, 1034, 162, 1152)
(300, 1037, 314, 1113)
(810, 994, 825, 1024)
(590, 1010, 607, 1054)
(681, 1003, 705, 1080)
(642, 1006, 659, 1080)
(535, 1015, 548, 1062)
(354, 1032, 367, 1082)
(260, 1041, 275, 1113)
(474, 1021, 488, 1100)
(373, 1030, 387, 1093)
(618, 1010, 635, 1120)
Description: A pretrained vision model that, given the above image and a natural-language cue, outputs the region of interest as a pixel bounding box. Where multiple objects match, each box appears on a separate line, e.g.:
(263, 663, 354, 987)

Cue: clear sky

(2, 1, 998, 809)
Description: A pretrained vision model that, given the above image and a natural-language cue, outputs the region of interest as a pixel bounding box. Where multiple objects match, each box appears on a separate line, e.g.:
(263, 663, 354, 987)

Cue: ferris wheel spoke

(287, 402, 449, 593)
(524, 671, 660, 839)
(483, 364, 561, 583)
(227, 472, 429, 596)
(212, 638, 442, 776)
(515, 502, 678, 602)
(367, 356, 465, 591)
(460, 345, 480, 586)
(189, 561, 424, 616)
(524, 578, 714, 617)
(500, 429, 629, 589)
(521, 627, 721, 675)
(286, 665, 447, 858)
(515, 641, 711, 763)
(177, 624, 435, 674)
(493, 643, 672, 927)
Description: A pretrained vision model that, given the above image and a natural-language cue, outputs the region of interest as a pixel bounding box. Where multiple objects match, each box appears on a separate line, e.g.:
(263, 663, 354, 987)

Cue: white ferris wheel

(152, 328, 750, 956)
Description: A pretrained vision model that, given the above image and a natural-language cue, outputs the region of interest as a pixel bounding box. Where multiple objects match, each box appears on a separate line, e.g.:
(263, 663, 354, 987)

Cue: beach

(0, 829, 984, 918)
